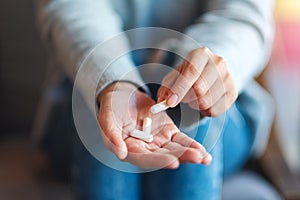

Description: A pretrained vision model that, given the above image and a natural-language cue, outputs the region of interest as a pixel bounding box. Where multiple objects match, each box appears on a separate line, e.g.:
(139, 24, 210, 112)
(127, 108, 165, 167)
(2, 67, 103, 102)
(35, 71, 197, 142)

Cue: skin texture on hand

(97, 82, 212, 169)
(157, 47, 238, 117)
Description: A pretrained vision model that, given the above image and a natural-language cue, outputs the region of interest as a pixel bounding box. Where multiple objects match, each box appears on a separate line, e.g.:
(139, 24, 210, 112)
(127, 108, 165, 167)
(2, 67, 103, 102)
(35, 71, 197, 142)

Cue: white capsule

(150, 100, 169, 114)
(142, 117, 152, 135)
(130, 129, 153, 143)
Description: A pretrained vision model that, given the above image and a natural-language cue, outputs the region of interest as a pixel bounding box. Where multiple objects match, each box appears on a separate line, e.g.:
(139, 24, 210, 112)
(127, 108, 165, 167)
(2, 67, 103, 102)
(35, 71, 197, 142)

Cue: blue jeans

(72, 103, 253, 200)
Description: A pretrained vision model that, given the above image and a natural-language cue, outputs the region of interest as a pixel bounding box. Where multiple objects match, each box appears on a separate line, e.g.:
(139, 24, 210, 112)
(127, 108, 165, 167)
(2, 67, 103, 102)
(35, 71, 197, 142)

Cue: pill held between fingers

(130, 129, 153, 143)
(150, 100, 169, 114)
(142, 117, 152, 135)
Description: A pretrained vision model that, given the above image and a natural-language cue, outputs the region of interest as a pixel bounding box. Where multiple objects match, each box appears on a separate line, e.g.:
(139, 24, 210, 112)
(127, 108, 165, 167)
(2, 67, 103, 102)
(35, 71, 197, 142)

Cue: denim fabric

(72, 104, 252, 200)
(72, 52, 253, 199)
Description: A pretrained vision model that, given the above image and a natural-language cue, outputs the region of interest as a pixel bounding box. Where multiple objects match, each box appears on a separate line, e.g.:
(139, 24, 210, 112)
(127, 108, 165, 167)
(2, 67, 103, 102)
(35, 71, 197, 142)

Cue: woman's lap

(72, 103, 253, 200)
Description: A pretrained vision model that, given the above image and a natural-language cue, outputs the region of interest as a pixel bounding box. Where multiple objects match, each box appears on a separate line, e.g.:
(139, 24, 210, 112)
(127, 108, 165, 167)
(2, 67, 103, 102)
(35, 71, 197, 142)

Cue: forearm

(36, 0, 145, 104)
(178, 0, 274, 93)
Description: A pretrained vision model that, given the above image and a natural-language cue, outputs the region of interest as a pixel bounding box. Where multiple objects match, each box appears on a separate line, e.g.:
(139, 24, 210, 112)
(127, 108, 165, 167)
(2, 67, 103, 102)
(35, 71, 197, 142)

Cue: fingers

(180, 49, 237, 116)
(181, 76, 207, 103)
(182, 57, 224, 103)
(163, 142, 203, 164)
(126, 151, 180, 169)
(171, 133, 212, 165)
(157, 69, 179, 103)
(98, 105, 129, 160)
(202, 154, 213, 165)
(108, 130, 128, 160)
(125, 137, 179, 169)
(188, 78, 226, 110)
(168, 49, 210, 107)
(157, 47, 237, 118)
(189, 89, 237, 117)
(152, 128, 212, 165)
(125, 140, 208, 168)
(199, 65, 237, 116)
(157, 47, 210, 106)
(201, 92, 237, 116)
(124, 125, 213, 168)
(171, 132, 203, 150)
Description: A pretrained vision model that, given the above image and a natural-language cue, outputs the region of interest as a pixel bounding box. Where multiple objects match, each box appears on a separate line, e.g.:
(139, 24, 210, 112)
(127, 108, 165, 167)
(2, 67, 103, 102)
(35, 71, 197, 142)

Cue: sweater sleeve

(177, 0, 274, 93)
(172, 0, 274, 130)
(36, 0, 146, 107)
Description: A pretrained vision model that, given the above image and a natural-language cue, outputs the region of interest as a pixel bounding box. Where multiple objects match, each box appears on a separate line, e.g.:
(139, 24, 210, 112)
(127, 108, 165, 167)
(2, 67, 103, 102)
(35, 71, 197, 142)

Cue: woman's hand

(157, 47, 238, 117)
(97, 82, 211, 169)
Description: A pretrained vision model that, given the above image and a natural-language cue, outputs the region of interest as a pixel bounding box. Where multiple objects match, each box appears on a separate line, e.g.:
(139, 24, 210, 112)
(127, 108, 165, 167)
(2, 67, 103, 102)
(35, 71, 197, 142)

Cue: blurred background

(0, 0, 72, 199)
(266, 0, 300, 174)
(0, 0, 299, 199)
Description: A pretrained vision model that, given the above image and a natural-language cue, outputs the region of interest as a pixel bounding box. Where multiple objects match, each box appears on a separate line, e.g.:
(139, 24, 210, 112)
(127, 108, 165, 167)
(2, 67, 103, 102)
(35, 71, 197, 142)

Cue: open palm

(98, 82, 211, 169)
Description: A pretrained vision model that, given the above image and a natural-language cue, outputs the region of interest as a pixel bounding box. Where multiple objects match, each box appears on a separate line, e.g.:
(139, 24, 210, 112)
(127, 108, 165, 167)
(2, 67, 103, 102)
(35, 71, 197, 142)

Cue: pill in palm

(130, 129, 153, 143)
(142, 117, 152, 135)
(150, 100, 169, 114)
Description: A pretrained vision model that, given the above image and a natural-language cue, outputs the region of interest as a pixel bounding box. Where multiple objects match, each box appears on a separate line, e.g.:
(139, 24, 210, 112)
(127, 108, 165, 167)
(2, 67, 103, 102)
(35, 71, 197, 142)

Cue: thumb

(98, 113, 128, 160)
(108, 130, 128, 160)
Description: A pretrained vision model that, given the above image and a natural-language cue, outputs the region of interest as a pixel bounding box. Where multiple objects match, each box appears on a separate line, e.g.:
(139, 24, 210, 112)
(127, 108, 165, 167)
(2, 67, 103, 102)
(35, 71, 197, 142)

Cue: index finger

(125, 138, 180, 169)
(166, 47, 210, 107)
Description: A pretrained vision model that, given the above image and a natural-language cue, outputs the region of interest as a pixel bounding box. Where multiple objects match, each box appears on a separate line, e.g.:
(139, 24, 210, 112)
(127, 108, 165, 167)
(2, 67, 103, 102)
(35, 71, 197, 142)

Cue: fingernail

(199, 151, 205, 159)
(114, 145, 127, 160)
(157, 96, 164, 103)
(118, 149, 127, 160)
(202, 154, 212, 165)
(167, 94, 179, 107)
(199, 148, 208, 158)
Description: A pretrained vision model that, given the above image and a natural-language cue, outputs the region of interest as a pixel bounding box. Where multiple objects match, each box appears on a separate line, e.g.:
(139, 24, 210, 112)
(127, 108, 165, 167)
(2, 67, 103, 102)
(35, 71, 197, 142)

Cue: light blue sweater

(36, 0, 275, 157)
